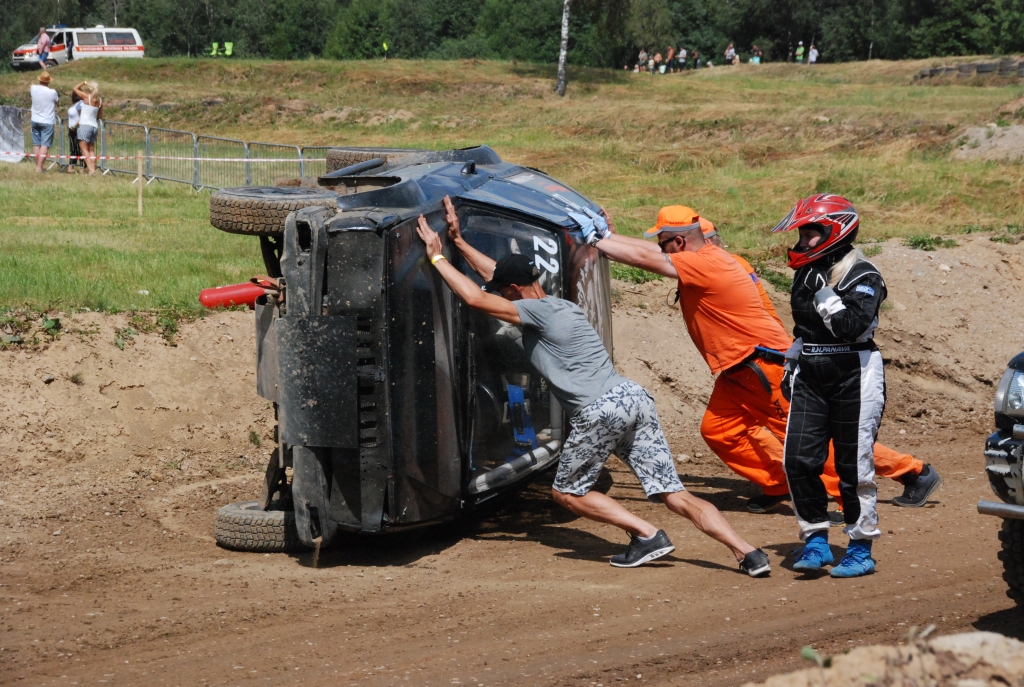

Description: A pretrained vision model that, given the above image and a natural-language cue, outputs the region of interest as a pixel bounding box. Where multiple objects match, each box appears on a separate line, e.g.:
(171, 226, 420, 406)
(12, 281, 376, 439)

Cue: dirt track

(3, 235, 1024, 686)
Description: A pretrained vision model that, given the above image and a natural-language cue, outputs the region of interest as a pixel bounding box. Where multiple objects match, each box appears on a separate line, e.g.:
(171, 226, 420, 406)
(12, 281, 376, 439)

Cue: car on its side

(206, 146, 614, 553)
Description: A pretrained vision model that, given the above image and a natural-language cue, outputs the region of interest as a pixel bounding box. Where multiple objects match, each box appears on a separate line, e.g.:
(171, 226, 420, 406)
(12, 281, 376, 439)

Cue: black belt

(801, 341, 877, 356)
(724, 347, 786, 394)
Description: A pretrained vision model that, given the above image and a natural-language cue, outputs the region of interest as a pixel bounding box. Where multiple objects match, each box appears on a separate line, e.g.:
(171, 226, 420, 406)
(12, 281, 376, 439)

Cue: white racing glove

(781, 338, 802, 403)
(568, 210, 603, 246)
(813, 286, 846, 334)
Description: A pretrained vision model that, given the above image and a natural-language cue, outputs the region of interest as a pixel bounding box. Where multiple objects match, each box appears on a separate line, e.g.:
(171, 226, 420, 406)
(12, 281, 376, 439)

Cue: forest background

(3, 0, 1024, 73)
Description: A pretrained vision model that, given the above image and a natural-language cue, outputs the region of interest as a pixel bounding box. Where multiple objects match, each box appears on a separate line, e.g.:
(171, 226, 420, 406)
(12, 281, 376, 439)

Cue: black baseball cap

(483, 254, 541, 293)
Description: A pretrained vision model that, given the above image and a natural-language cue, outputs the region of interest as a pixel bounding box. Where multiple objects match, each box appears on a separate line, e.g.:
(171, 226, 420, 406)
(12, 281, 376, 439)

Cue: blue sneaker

(830, 539, 875, 578)
(793, 531, 833, 571)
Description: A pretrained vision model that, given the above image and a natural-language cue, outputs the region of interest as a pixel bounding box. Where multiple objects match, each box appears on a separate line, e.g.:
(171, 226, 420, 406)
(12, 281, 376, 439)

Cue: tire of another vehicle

(209, 186, 339, 236)
(215, 500, 305, 552)
(998, 519, 1024, 605)
(325, 146, 428, 174)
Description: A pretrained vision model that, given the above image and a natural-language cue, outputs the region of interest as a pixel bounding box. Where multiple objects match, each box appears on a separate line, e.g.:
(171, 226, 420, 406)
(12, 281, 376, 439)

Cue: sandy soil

(952, 124, 1024, 161)
(3, 235, 1024, 686)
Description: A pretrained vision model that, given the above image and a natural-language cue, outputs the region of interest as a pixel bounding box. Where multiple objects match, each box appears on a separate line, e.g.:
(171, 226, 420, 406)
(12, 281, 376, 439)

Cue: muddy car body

(978, 352, 1024, 605)
(211, 146, 613, 551)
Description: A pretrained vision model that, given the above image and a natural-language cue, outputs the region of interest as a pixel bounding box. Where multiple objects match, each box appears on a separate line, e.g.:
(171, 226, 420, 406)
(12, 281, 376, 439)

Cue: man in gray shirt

(415, 197, 770, 575)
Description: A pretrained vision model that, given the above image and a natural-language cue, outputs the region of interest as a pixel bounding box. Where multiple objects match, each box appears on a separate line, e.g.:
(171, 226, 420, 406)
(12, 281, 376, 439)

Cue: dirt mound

(952, 125, 1024, 161)
(744, 631, 1024, 687)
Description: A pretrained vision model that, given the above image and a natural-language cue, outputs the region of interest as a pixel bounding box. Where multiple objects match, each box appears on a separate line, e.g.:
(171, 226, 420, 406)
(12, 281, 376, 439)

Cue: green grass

(904, 234, 958, 250)
(2, 57, 1024, 310)
(0, 164, 260, 311)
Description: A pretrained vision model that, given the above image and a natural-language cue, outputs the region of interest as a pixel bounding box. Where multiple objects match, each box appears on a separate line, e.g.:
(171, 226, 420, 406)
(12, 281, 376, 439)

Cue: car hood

(14, 43, 38, 54)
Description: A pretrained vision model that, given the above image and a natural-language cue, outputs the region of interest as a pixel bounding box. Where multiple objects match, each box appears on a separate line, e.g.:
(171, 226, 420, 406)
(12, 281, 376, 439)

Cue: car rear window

(77, 32, 104, 46)
(105, 32, 136, 46)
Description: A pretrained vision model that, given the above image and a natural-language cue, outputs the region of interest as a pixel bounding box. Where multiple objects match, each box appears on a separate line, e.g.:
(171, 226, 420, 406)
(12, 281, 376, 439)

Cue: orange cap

(699, 217, 717, 238)
(644, 205, 701, 238)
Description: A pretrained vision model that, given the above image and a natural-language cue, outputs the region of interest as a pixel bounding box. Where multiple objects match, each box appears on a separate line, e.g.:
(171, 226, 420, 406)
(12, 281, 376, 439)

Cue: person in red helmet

(774, 194, 885, 578)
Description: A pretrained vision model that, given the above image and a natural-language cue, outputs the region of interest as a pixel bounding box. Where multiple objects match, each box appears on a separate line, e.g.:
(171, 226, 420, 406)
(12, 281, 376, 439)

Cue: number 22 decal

(533, 235, 559, 274)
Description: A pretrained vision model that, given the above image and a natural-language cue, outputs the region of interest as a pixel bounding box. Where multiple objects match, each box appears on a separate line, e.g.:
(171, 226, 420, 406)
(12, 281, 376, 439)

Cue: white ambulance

(11, 26, 144, 70)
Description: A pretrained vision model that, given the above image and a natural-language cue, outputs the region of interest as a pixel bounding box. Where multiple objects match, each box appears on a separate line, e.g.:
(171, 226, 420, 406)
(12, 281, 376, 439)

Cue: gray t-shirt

(513, 297, 625, 416)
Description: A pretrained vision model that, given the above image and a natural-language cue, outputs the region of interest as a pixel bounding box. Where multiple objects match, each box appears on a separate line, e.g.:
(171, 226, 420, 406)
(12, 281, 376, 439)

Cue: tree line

(3, 0, 1023, 73)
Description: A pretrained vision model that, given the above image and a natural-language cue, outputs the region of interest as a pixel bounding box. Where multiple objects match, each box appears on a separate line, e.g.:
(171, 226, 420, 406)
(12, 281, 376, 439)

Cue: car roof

(328, 146, 601, 233)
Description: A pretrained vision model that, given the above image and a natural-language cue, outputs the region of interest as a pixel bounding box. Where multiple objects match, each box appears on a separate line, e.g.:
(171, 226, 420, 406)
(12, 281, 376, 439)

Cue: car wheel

(998, 519, 1024, 605)
(215, 500, 305, 552)
(325, 146, 428, 174)
(209, 186, 340, 236)
(45, 59, 57, 69)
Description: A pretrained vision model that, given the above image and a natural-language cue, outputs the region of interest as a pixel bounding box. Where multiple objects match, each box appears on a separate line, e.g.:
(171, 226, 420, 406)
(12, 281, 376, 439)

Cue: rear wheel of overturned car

(998, 519, 1024, 605)
(215, 500, 305, 552)
(325, 146, 428, 174)
(209, 186, 340, 236)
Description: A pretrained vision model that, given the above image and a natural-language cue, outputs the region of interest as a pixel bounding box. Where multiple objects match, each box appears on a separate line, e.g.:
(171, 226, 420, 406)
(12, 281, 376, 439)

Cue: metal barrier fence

(248, 142, 302, 186)
(148, 127, 198, 185)
(100, 121, 148, 176)
(9, 107, 333, 190)
(197, 135, 249, 189)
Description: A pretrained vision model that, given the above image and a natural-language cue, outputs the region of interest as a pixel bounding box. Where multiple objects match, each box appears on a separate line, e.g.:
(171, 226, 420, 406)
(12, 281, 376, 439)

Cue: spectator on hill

(73, 81, 103, 176)
(36, 28, 51, 68)
(809, 44, 819, 64)
(694, 50, 702, 69)
(666, 45, 675, 72)
(653, 51, 663, 73)
(67, 92, 83, 172)
(638, 48, 648, 71)
(751, 45, 763, 64)
(678, 46, 688, 70)
(30, 71, 58, 173)
(796, 41, 805, 63)
(724, 43, 736, 65)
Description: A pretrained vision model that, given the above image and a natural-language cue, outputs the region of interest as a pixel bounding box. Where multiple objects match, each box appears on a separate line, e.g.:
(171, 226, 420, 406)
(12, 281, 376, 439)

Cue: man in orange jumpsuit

(593, 207, 941, 514)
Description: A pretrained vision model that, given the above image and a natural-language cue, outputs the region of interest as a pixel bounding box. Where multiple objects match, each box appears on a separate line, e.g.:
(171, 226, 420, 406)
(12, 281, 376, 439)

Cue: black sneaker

(747, 493, 790, 514)
(892, 464, 943, 507)
(828, 510, 846, 527)
(609, 530, 675, 568)
(739, 548, 771, 577)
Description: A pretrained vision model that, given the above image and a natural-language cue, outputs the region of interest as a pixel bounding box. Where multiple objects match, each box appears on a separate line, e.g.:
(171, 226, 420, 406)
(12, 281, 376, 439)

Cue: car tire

(998, 519, 1024, 605)
(45, 59, 57, 69)
(215, 500, 305, 552)
(325, 146, 428, 174)
(209, 186, 340, 236)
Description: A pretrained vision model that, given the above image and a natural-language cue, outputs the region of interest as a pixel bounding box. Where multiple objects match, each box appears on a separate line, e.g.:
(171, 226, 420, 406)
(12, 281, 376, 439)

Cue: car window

(77, 32, 105, 46)
(51, 32, 64, 45)
(105, 32, 136, 46)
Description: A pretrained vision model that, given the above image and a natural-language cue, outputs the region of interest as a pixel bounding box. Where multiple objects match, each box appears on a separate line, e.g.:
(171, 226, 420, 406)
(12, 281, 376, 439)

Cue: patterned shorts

(553, 380, 686, 501)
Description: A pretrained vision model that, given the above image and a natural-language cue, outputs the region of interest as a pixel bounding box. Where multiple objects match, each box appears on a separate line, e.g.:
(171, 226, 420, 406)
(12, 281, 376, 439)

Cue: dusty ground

(952, 124, 1024, 161)
(3, 235, 1024, 686)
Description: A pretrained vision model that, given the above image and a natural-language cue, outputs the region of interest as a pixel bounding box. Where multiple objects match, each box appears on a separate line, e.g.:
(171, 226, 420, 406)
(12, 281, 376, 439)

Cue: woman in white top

(72, 81, 103, 175)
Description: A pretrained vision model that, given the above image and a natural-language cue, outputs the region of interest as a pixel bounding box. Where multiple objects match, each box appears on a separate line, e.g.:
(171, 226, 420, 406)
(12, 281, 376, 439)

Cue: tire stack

(957, 63, 977, 78)
(999, 58, 1019, 76)
(976, 61, 998, 75)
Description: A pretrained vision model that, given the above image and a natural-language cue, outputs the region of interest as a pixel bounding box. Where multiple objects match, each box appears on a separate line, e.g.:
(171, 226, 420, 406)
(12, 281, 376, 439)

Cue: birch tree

(556, 0, 571, 96)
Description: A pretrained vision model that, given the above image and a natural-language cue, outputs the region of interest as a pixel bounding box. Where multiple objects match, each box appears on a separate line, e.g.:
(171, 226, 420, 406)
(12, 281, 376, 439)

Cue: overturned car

(208, 146, 613, 552)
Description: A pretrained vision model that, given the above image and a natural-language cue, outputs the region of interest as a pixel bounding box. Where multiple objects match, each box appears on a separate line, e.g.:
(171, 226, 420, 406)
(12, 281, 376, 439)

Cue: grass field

(2, 57, 1024, 311)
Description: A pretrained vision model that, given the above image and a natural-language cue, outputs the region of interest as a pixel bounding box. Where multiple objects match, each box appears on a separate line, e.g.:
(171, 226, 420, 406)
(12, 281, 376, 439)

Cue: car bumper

(978, 500, 1024, 519)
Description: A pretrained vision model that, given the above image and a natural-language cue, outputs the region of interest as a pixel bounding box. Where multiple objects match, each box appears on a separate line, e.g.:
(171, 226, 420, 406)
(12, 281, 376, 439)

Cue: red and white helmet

(771, 194, 860, 268)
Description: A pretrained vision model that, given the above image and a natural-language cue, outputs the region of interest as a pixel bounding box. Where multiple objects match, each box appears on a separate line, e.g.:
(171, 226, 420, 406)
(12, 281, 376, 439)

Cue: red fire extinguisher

(199, 277, 280, 309)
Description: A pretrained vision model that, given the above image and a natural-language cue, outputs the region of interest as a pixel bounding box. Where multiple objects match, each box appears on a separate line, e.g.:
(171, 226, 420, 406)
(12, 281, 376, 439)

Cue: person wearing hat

(796, 41, 805, 63)
(29, 71, 59, 173)
(695, 218, 941, 513)
(414, 196, 772, 576)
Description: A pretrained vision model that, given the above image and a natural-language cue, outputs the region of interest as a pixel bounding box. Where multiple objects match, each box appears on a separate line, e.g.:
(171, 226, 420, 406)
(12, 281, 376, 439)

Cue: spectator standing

(29, 71, 59, 173)
(73, 81, 103, 176)
(653, 51, 663, 73)
(666, 45, 675, 73)
(694, 50, 702, 69)
(678, 46, 688, 70)
(796, 41, 805, 63)
(809, 44, 819, 64)
(36, 28, 51, 68)
(638, 48, 648, 71)
(67, 93, 83, 172)
(724, 43, 737, 65)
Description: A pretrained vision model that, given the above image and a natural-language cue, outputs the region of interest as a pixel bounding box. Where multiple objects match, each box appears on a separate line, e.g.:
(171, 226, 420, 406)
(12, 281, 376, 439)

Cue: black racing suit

(784, 250, 887, 542)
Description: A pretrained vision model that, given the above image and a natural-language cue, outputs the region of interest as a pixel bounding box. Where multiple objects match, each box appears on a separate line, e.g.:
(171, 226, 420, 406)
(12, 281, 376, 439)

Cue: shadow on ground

(975, 605, 1024, 640)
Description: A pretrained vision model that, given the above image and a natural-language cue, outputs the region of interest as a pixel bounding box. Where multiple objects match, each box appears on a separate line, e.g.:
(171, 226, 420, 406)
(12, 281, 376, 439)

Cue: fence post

(99, 120, 106, 172)
(244, 142, 251, 186)
(298, 148, 305, 179)
(145, 126, 152, 178)
(192, 134, 200, 189)
(137, 150, 143, 217)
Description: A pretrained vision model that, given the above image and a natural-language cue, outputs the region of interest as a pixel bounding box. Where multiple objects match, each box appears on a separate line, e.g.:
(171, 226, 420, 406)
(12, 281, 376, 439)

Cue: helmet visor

(791, 222, 831, 253)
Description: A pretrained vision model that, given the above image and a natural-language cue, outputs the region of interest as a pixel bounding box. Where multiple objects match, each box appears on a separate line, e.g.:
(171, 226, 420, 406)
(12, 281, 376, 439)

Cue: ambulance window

(77, 32, 105, 46)
(105, 32, 136, 46)
(51, 32, 64, 45)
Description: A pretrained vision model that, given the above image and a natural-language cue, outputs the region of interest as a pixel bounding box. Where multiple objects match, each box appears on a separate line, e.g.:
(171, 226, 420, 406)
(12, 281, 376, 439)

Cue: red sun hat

(771, 193, 860, 269)
(644, 205, 701, 238)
